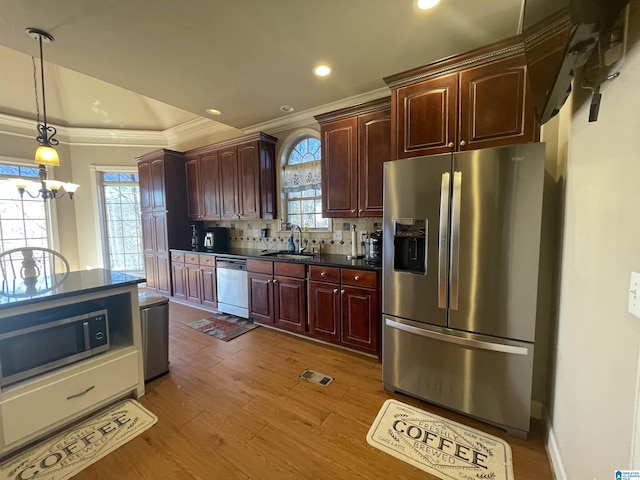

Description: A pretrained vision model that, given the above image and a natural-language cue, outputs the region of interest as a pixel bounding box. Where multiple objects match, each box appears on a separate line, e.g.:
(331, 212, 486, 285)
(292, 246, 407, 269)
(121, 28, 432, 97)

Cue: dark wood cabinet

(385, 38, 538, 160)
(247, 259, 306, 333)
(170, 252, 217, 307)
(341, 285, 378, 352)
(218, 145, 240, 220)
(394, 73, 459, 157)
(308, 265, 380, 355)
(185, 132, 277, 221)
(137, 149, 190, 295)
(308, 264, 342, 342)
(315, 97, 390, 218)
(186, 150, 222, 221)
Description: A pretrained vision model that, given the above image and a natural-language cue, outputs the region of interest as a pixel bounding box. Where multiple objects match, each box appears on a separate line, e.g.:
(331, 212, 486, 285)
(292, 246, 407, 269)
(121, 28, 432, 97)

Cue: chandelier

(11, 28, 79, 201)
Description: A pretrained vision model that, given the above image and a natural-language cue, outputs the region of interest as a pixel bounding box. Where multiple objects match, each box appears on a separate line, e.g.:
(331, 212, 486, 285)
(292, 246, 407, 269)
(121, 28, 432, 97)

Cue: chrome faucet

(291, 224, 306, 253)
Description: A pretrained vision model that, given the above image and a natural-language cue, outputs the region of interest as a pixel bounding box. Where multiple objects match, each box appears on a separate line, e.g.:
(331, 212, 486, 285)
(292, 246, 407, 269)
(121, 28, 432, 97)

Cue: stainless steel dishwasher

(216, 257, 248, 318)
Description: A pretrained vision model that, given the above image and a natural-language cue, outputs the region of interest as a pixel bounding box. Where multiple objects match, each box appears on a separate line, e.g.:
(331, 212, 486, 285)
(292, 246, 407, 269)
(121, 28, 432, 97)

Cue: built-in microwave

(0, 309, 110, 387)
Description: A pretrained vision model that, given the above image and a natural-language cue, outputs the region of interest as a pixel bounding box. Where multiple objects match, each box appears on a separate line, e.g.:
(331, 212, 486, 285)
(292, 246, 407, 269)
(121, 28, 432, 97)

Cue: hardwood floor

(77, 301, 555, 479)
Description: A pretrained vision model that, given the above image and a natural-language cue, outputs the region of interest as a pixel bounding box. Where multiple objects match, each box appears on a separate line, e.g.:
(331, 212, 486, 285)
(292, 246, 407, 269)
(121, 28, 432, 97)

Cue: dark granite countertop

(171, 247, 382, 271)
(0, 269, 145, 310)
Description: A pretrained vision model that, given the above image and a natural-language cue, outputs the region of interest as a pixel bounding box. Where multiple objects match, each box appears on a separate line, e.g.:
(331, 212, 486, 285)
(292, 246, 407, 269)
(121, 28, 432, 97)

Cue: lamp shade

(35, 145, 60, 166)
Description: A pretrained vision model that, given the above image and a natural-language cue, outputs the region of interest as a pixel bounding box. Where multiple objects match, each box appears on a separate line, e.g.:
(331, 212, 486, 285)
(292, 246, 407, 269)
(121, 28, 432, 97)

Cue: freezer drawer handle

(385, 318, 529, 355)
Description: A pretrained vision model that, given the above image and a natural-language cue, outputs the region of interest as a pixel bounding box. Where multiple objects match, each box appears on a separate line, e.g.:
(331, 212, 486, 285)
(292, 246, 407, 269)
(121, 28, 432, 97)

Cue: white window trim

(0, 155, 61, 251)
(278, 128, 331, 232)
(89, 164, 139, 269)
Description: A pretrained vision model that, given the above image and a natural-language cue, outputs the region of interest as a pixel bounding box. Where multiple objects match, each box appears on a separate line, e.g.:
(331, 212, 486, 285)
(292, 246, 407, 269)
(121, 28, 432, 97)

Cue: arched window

(282, 134, 328, 229)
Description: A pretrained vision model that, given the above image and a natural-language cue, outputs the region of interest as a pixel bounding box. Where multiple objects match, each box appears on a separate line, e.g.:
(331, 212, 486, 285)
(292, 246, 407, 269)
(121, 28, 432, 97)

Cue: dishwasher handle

(216, 258, 247, 270)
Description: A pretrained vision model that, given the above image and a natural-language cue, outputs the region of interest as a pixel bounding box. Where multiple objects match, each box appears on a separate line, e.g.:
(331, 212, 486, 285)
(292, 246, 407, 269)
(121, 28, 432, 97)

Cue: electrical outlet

(252, 229, 259, 238)
(333, 231, 343, 241)
(629, 272, 640, 318)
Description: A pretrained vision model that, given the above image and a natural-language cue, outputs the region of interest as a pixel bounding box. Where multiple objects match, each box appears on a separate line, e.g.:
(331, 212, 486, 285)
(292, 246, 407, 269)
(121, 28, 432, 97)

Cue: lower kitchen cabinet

(170, 251, 217, 308)
(247, 259, 306, 333)
(309, 265, 380, 355)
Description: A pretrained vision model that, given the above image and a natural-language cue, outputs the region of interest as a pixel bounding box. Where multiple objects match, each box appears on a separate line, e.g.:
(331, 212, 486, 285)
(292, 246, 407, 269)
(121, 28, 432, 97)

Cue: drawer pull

(320, 272, 326, 276)
(354, 275, 360, 281)
(67, 385, 95, 400)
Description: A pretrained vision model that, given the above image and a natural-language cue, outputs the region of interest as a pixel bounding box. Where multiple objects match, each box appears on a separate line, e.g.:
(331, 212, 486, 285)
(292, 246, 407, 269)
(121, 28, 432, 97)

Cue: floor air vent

(299, 369, 333, 387)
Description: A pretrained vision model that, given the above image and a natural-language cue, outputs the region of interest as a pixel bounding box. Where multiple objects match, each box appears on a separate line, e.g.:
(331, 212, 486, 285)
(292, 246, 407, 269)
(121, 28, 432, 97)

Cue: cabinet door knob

(459, 140, 466, 147)
(351, 209, 356, 213)
(448, 142, 454, 148)
(358, 209, 363, 213)
(333, 289, 339, 294)
(273, 278, 278, 283)
(340, 289, 345, 294)
(267, 279, 272, 283)
(354, 275, 360, 281)
(320, 272, 326, 276)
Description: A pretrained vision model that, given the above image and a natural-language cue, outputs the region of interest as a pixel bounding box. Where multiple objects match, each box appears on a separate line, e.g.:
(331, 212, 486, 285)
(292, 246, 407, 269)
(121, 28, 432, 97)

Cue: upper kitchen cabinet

(137, 149, 191, 295)
(315, 97, 390, 218)
(185, 132, 277, 221)
(185, 148, 221, 221)
(385, 37, 538, 159)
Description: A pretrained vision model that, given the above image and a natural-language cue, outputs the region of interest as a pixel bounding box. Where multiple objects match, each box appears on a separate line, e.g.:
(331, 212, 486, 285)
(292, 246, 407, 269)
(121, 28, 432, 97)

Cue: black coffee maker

(190, 222, 205, 250)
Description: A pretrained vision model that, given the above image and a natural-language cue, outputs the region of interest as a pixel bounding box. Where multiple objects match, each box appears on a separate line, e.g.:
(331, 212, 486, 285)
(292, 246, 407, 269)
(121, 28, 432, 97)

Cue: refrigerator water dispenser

(393, 219, 427, 274)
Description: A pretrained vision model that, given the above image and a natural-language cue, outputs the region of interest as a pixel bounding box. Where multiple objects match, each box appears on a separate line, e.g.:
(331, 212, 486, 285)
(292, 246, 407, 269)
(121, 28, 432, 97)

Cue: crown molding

(164, 117, 236, 149)
(0, 87, 391, 148)
(243, 87, 391, 134)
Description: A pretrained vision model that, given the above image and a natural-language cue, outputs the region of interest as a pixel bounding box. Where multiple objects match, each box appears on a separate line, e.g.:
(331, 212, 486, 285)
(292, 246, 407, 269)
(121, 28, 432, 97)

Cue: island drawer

(0, 349, 139, 447)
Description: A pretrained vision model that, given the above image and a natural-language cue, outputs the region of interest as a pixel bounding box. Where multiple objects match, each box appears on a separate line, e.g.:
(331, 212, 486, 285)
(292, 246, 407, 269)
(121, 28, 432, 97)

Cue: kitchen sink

(260, 251, 316, 261)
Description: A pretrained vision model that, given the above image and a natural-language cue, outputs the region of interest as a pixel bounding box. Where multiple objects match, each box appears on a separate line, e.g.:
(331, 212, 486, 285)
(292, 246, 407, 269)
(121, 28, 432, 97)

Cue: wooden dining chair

(0, 247, 70, 296)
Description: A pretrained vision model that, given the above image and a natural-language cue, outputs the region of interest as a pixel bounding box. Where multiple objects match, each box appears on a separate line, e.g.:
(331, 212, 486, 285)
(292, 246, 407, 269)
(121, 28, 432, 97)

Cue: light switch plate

(333, 231, 343, 241)
(629, 272, 640, 318)
(252, 229, 259, 238)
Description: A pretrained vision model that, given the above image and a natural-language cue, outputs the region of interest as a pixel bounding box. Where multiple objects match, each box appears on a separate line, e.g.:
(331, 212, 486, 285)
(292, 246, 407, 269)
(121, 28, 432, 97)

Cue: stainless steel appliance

(382, 143, 545, 437)
(364, 230, 382, 264)
(139, 291, 169, 381)
(216, 257, 248, 318)
(204, 227, 230, 253)
(0, 309, 109, 386)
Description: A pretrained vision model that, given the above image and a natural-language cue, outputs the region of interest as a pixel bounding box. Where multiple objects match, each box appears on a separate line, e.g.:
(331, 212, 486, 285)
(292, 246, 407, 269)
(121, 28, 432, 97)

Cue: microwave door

(382, 153, 451, 327)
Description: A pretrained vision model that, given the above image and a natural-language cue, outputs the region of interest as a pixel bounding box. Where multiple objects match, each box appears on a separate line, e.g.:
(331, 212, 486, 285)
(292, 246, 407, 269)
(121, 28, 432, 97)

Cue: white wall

(550, 3, 640, 477)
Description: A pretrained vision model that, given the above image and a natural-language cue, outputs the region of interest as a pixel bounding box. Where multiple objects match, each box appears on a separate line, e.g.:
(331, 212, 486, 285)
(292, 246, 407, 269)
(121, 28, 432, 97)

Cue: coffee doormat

(0, 398, 157, 480)
(187, 312, 258, 341)
(366, 399, 514, 480)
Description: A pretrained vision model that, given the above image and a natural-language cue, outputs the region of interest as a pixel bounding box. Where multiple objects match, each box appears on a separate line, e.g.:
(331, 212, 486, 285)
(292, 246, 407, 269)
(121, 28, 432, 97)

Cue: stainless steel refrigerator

(382, 143, 545, 437)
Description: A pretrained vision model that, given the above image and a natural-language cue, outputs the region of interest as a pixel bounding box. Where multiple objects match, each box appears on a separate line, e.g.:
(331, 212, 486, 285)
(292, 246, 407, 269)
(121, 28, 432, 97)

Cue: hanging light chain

(31, 56, 40, 126)
(31, 31, 58, 148)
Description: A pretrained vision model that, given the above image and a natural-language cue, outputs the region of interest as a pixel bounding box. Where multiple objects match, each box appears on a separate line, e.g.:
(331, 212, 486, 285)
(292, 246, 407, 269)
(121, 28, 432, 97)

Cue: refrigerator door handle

(385, 318, 529, 355)
(438, 172, 450, 308)
(450, 171, 462, 310)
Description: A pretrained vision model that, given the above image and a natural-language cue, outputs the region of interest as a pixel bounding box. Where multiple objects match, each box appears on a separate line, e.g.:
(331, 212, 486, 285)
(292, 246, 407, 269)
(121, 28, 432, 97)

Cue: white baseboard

(544, 409, 567, 480)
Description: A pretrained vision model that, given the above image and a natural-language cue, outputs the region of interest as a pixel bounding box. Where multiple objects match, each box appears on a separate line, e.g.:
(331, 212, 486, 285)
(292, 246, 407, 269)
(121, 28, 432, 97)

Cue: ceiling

(0, 0, 530, 134)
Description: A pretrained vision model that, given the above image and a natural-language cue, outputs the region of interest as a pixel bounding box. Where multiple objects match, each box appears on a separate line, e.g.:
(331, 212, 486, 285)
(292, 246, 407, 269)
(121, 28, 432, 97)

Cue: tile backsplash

(203, 218, 382, 256)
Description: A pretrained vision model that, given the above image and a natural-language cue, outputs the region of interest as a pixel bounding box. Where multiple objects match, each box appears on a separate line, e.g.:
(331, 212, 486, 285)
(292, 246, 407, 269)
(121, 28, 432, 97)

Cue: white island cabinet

(0, 269, 146, 458)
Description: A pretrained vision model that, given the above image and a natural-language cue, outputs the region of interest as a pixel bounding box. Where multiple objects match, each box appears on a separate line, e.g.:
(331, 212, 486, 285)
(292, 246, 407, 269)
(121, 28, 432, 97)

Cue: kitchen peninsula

(0, 269, 145, 458)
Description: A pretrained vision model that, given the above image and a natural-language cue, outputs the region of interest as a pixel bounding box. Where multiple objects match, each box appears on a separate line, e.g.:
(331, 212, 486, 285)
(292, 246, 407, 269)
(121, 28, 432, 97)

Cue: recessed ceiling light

(416, 0, 440, 10)
(280, 105, 295, 113)
(206, 108, 221, 116)
(313, 65, 332, 77)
